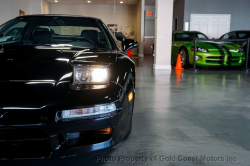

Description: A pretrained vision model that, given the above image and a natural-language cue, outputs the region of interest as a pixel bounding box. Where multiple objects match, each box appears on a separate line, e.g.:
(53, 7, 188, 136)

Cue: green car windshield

(175, 33, 208, 41)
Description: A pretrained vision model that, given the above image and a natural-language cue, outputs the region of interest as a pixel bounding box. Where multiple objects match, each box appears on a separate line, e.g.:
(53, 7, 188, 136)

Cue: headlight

(57, 103, 116, 121)
(73, 65, 110, 84)
(237, 47, 244, 52)
(191, 47, 209, 53)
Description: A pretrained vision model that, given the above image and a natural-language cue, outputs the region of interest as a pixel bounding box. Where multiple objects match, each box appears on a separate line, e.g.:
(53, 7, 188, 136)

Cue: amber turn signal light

(128, 92, 133, 102)
(95, 127, 112, 134)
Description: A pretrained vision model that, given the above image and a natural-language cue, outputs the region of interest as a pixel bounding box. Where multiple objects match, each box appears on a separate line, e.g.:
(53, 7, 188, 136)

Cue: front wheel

(122, 79, 134, 141)
(122, 118, 132, 141)
(179, 48, 190, 68)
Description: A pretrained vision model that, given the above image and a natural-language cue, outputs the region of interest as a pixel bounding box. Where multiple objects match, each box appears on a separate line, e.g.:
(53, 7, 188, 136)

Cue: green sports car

(171, 31, 245, 67)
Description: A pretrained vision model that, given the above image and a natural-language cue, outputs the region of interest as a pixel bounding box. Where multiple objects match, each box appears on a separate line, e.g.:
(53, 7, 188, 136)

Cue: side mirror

(242, 42, 247, 48)
(116, 35, 124, 42)
(122, 39, 139, 52)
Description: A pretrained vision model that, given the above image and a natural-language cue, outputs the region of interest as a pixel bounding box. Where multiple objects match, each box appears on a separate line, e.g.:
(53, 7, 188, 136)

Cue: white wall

(41, 0, 50, 14)
(184, 0, 250, 31)
(0, 0, 35, 25)
(154, 0, 173, 69)
(51, 4, 137, 33)
(136, 0, 142, 46)
(0, 0, 51, 25)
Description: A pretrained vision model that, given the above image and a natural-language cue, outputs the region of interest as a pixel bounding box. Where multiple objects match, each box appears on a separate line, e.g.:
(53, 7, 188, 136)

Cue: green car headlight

(191, 47, 209, 53)
(237, 47, 244, 52)
(73, 65, 110, 84)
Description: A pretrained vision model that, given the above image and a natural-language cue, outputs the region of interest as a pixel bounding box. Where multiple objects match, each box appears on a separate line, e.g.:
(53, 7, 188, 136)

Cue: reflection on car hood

(0, 36, 12, 42)
(197, 41, 240, 51)
(0, 45, 117, 109)
(0, 45, 117, 82)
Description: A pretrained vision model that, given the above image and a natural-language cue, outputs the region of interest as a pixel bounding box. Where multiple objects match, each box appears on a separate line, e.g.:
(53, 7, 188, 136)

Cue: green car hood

(196, 41, 241, 51)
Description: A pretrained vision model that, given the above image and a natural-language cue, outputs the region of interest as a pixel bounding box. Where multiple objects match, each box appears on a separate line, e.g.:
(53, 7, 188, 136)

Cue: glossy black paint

(220, 30, 250, 64)
(0, 15, 137, 159)
(122, 39, 139, 53)
(115, 32, 139, 52)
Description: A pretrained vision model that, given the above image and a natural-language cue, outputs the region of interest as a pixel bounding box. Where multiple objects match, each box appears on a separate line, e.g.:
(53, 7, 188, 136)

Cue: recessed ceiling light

(120, 1, 123, 3)
(55, 0, 58, 2)
(87, 0, 91, 3)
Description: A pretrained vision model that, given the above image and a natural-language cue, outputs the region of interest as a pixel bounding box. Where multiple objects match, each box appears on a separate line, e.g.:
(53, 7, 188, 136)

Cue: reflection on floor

(3, 54, 250, 166)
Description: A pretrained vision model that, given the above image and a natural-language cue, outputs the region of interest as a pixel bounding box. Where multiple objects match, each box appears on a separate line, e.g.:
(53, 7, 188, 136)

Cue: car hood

(197, 41, 240, 51)
(0, 45, 117, 81)
(0, 45, 118, 110)
(0, 36, 12, 42)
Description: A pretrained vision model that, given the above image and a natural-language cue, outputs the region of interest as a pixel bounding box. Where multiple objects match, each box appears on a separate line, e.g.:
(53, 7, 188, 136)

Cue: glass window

(175, 33, 192, 41)
(228, 32, 236, 39)
(175, 33, 208, 41)
(197, 34, 207, 39)
(0, 17, 112, 49)
(0, 22, 26, 42)
(222, 34, 229, 39)
(238, 32, 249, 39)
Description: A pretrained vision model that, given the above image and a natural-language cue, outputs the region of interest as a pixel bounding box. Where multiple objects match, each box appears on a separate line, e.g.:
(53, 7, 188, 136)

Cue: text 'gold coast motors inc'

(160, 155, 238, 163)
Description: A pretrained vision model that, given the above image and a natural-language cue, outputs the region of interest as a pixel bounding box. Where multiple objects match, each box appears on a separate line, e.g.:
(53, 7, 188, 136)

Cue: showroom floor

(2, 55, 250, 166)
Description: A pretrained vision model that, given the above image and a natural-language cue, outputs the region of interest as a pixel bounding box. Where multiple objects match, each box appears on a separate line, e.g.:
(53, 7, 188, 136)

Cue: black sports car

(220, 30, 250, 64)
(0, 15, 138, 159)
(220, 30, 250, 45)
(114, 32, 139, 58)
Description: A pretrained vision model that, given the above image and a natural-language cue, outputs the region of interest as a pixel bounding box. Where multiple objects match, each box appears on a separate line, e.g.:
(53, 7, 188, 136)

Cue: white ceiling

(46, 0, 139, 5)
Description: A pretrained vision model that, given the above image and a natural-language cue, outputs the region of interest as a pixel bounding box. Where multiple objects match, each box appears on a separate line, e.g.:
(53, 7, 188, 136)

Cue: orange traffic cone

(173, 54, 184, 70)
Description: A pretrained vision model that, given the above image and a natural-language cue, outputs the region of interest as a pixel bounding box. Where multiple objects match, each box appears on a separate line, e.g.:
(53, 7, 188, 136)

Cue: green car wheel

(179, 47, 190, 68)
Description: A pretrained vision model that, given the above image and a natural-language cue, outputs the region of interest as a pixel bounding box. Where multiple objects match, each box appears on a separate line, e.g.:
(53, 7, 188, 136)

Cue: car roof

(15, 14, 101, 21)
(227, 30, 250, 33)
(173, 30, 203, 34)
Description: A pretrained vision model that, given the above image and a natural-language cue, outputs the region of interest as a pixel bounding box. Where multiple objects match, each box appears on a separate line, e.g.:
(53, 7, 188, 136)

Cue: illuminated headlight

(58, 103, 116, 121)
(74, 65, 110, 84)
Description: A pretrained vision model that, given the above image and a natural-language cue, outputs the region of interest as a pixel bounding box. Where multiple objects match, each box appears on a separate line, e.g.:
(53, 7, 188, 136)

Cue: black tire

(179, 47, 190, 68)
(122, 80, 134, 141)
(122, 117, 132, 141)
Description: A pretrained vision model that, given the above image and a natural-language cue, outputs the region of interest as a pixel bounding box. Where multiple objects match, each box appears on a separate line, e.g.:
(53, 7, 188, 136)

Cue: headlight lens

(58, 103, 116, 121)
(237, 47, 244, 52)
(74, 65, 109, 84)
(191, 47, 209, 53)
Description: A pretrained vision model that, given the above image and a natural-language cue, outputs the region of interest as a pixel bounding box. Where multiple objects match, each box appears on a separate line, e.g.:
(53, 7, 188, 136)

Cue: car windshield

(0, 16, 111, 49)
(175, 32, 208, 41)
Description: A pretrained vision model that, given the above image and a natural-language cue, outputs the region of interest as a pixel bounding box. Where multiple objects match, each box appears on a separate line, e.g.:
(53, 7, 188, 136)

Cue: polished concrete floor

(3, 55, 250, 166)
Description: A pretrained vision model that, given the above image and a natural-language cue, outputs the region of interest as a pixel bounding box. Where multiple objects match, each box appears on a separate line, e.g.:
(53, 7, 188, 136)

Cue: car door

(172, 33, 186, 61)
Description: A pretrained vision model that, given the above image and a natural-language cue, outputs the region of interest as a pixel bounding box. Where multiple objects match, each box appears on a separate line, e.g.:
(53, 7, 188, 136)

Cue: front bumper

(0, 103, 132, 160)
(195, 52, 245, 66)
